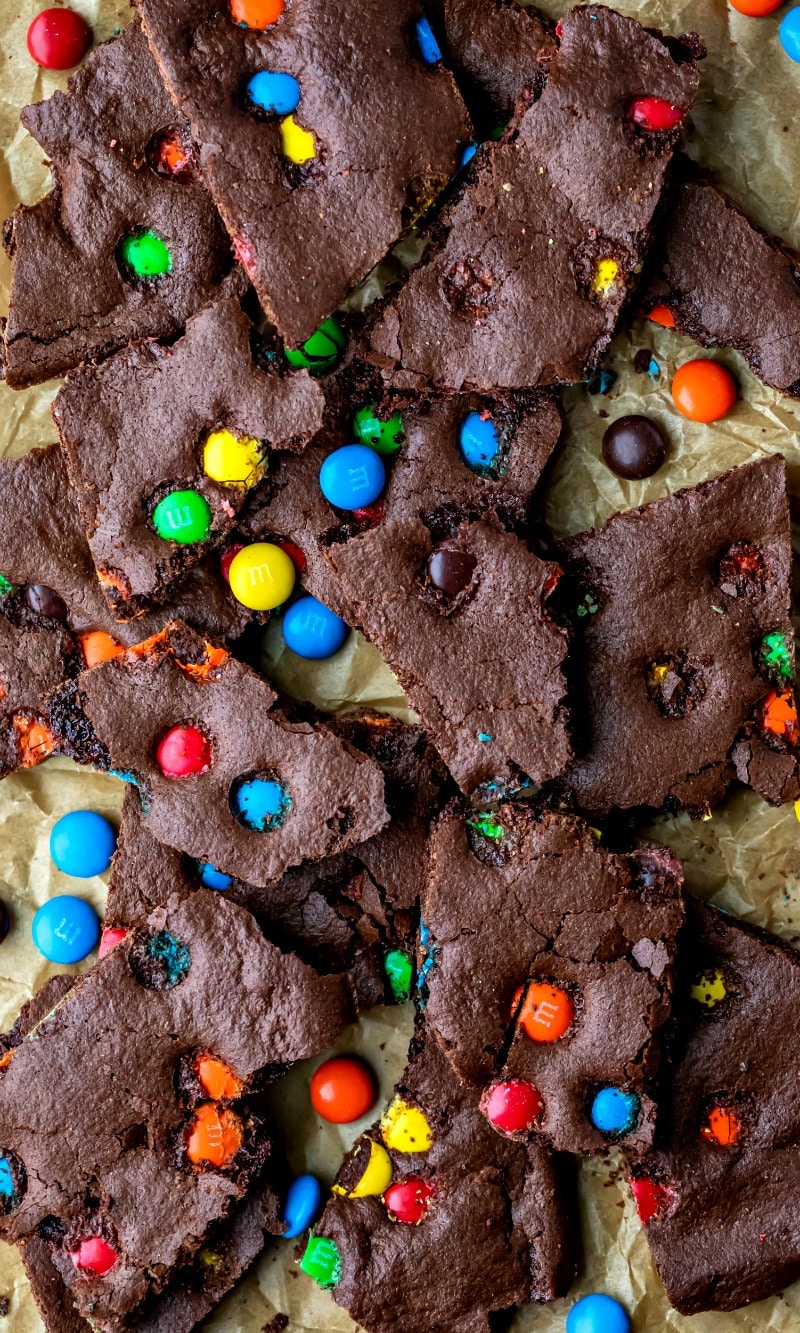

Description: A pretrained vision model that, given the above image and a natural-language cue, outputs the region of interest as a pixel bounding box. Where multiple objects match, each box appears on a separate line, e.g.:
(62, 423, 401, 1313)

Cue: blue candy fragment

(147, 930, 191, 988)
(282, 1174, 323, 1238)
(780, 7, 800, 61)
(247, 70, 301, 114)
(415, 16, 442, 63)
(232, 776, 292, 831)
(198, 862, 234, 891)
(589, 1087, 640, 1138)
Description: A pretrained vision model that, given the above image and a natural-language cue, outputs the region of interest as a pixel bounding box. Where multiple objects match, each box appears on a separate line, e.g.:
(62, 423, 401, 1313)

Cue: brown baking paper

(2, 0, 800, 1328)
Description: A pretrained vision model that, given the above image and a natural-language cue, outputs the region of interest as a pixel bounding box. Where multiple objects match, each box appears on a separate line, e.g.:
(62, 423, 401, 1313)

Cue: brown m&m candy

(25, 584, 68, 620)
(602, 416, 667, 480)
(426, 550, 477, 597)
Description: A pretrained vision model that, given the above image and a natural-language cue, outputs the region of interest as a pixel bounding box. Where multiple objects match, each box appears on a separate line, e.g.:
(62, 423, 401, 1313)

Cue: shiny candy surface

(384, 949, 413, 1002)
(631, 1177, 676, 1224)
(629, 97, 684, 130)
(186, 1103, 243, 1167)
(353, 405, 404, 454)
(156, 724, 213, 779)
(730, 0, 783, 11)
(333, 1139, 393, 1198)
(566, 1293, 631, 1333)
(70, 1237, 118, 1277)
(282, 596, 348, 659)
(25, 584, 68, 620)
(415, 15, 442, 62)
(198, 862, 233, 891)
(671, 359, 737, 422)
(27, 7, 91, 70)
(481, 1079, 543, 1136)
(701, 1104, 742, 1147)
(231, 775, 291, 830)
(285, 317, 346, 374)
(282, 1174, 323, 1238)
(601, 415, 667, 480)
(231, 0, 285, 25)
(384, 1176, 434, 1224)
(691, 968, 728, 1008)
(592, 258, 620, 296)
(515, 981, 574, 1043)
(248, 70, 300, 114)
(589, 1087, 640, 1137)
(320, 444, 386, 511)
(380, 1097, 433, 1153)
(780, 6, 800, 58)
(50, 810, 117, 878)
(119, 231, 172, 281)
(310, 1057, 378, 1124)
(98, 927, 126, 958)
(152, 489, 212, 543)
(760, 689, 799, 741)
(280, 114, 316, 163)
(228, 542, 296, 610)
(195, 1054, 244, 1100)
(648, 303, 676, 328)
(203, 429, 263, 486)
(299, 1235, 342, 1288)
(32, 896, 100, 964)
(427, 549, 477, 597)
(458, 410, 501, 473)
(80, 631, 123, 668)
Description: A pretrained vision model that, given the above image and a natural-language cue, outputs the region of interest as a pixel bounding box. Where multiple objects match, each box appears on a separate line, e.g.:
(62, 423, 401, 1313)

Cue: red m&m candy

(384, 1177, 434, 1224)
(629, 98, 684, 131)
(729, 0, 783, 13)
(648, 303, 676, 329)
(671, 359, 737, 423)
(70, 1236, 118, 1277)
(481, 1079, 543, 1137)
(98, 927, 126, 959)
(310, 1057, 378, 1124)
(631, 1176, 676, 1223)
(27, 8, 92, 70)
(156, 724, 213, 778)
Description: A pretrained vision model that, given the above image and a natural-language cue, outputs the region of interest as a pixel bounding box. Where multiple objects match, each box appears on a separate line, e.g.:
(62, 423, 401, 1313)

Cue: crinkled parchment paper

(2, 0, 800, 1328)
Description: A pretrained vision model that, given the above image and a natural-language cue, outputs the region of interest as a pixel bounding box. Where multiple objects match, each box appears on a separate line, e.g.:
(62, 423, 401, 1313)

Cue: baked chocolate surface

(0, 616, 75, 778)
(646, 175, 800, 397)
(627, 901, 800, 1314)
(0, 890, 353, 1330)
(72, 621, 388, 886)
(309, 1020, 575, 1331)
(367, 6, 702, 391)
(426, 0, 557, 125)
(560, 454, 799, 816)
(54, 298, 324, 616)
(2, 19, 243, 390)
(135, 0, 471, 348)
(423, 802, 685, 1155)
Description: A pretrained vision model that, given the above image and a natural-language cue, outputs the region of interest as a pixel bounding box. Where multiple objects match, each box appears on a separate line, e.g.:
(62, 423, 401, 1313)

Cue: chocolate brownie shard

(367, 5, 702, 392)
(422, 802, 685, 1155)
(0, 617, 75, 778)
(627, 900, 800, 1314)
(0, 890, 352, 1330)
(105, 714, 449, 1006)
(560, 455, 799, 817)
(53, 298, 324, 617)
(2, 19, 243, 391)
(646, 175, 800, 397)
(135, 0, 471, 349)
(306, 1020, 574, 1330)
(73, 621, 388, 886)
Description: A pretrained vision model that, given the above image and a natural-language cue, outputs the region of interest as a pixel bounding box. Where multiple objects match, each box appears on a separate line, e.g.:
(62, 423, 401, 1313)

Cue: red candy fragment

(147, 128, 196, 181)
(27, 7, 92, 70)
(156, 724, 213, 778)
(631, 1176, 676, 1223)
(760, 690, 800, 743)
(220, 544, 244, 583)
(276, 540, 308, 577)
(70, 1236, 118, 1277)
(384, 1177, 434, 1225)
(480, 1078, 543, 1137)
(701, 1104, 742, 1148)
(98, 927, 127, 959)
(351, 500, 386, 526)
(629, 98, 684, 131)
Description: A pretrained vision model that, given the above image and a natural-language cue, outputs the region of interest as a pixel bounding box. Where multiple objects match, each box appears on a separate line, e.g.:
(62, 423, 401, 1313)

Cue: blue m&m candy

(247, 70, 301, 114)
(232, 775, 292, 831)
(780, 8, 800, 60)
(566, 1293, 631, 1333)
(32, 895, 100, 964)
(415, 15, 442, 63)
(198, 862, 233, 891)
(459, 142, 477, 169)
(283, 596, 348, 659)
(282, 1173, 323, 1239)
(50, 810, 116, 878)
(319, 445, 385, 511)
(458, 411, 502, 473)
(589, 1087, 641, 1138)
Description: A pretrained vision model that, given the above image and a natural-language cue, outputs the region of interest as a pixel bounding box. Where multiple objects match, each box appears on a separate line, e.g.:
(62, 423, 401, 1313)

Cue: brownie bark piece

(307, 1019, 574, 1330)
(54, 299, 324, 617)
(646, 175, 800, 397)
(425, 0, 557, 126)
(0, 889, 352, 1331)
(105, 713, 449, 1006)
(422, 802, 685, 1155)
(366, 6, 702, 392)
(626, 901, 800, 1313)
(0, 616, 76, 778)
(135, 0, 471, 348)
(0, 445, 249, 649)
(73, 621, 387, 885)
(2, 19, 243, 391)
(560, 454, 799, 817)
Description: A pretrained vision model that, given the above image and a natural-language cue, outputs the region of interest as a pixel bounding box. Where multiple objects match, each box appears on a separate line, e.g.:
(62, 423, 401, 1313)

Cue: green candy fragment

(0, 574, 13, 596)
(119, 230, 172, 280)
(285, 317, 346, 375)
(576, 591, 599, 619)
(384, 948, 413, 1002)
(467, 811, 504, 841)
(758, 630, 794, 683)
(152, 489, 212, 544)
(353, 405, 404, 455)
(299, 1235, 343, 1289)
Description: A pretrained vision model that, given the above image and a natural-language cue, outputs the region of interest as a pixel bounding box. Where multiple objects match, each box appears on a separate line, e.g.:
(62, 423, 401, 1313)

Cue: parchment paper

(2, 1, 800, 1328)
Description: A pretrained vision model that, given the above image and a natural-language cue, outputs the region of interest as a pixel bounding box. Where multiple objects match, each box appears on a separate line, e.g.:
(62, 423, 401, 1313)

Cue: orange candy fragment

(729, 0, 783, 13)
(195, 1054, 244, 1100)
(701, 1104, 742, 1147)
(14, 714, 54, 767)
(648, 303, 676, 328)
(671, 359, 737, 423)
(513, 982, 574, 1043)
(760, 689, 799, 742)
(80, 631, 124, 669)
(230, 0, 285, 27)
(186, 1103, 243, 1168)
(179, 645, 230, 682)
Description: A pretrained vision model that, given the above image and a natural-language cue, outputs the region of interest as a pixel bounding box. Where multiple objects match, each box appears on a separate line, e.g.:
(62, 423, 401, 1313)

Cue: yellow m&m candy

(332, 1138, 393, 1198)
(203, 429, 264, 487)
(592, 258, 621, 296)
(280, 114, 315, 165)
(380, 1097, 432, 1153)
(228, 542, 295, 611)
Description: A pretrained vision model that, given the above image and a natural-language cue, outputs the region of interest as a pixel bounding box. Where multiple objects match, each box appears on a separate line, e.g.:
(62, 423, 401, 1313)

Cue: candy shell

(195, 1054, 243, 1100)
(70, 1236, 118, 1277)
(230, 0, 285, 27)
(282, 1174, 323, 1238)
(228, 542, 296, 610)
(203, 429, 263, 486)
(566, 1293, 631, 1333)
(781, 5, 800, 57)
(629, 97, 684, 130)
(333, 1139, 393, 1198)
(280, 114, 315, 164)
(299, 1235, 342, 1288)
(310, 1056, 378, 1124)
(630, 1176, 676, 1224)
(152, 489, 211, 544)
(156, 724, 213, 779)
(185, 1103, 243, 1168)
(589, 1087, 640, 1138)
(690, 968, 728, 1008)
(481, 1079, 543, 1136)
(230, 775, 292, 831)
(353, 405, 404, 455)
(383, 948, 413, 1002)
(648, 303, 676, 328)
(415, 15, 442, 62)
(515, 981, 574, 1043)
(458, 411, 501, 473)
(118, 231, 172, 281)
(384, 1176, 434, 1224)
(380, 1097, 433, 1153)
(80, 631, 123, 668)
(198, 862, 234, 891)
(671, 359, 737, 423)
(285, 317, 346, 374)
(701, 1104, 742, 1147)
(50, 810, 117, 878)
(319, 445, 386, 511)
(27, 7, 91, 70)
(32, 896, 100, 964)
(282, 596, 348, 659)
(98, 927, 126, 959)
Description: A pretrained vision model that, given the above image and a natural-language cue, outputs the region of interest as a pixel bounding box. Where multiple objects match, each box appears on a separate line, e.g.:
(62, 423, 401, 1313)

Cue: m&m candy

(118, 231, 172, 282)
(285, 317, 347, 374)
(228, 542, 296, 610)
(671, 359, 737, 422)
(384, 948, 413, 1002)
(589, 1087, 640, 1137)
(80, 630, 123, 668)
(231, 775, 292, 830)
(731, 0, 783, 11)
(310, 1056, 378, 1124)
(415, 15, 442, 63)
(630, 1176, 676, 1223)
(32, 895, 100, 964)
(701, 1103, 742, 1147)
(186, 1103, 243, 1168)
(459, 142, 478, 168)
(384, 1177, 434, 1224)
(481, 1079, 543, 1136)
(98, 926, 126, 958)
(248, 70, 301, 115)
(147, 127, 195, 180)
(198, 862, 233, 891)
(514, 981, 574, 1042)
(299, 1235, 342, 1288)
(380, 1097, 433, 1152)
(195, 1053, 243, 1099)
(152, 490, 212, 544)
(282, 596, 349, 659)
(203, 429, 264, 486)
(780, 6, 800, 57)
(50, 810, 117, 878)
(648, 302, 676, 328)
(458, 411, 502, 473)
(69, 1236, 118, 1277)
(628, 97, 684, 131)
(319, 444, 385, 511)
(566, 1293, 631, 1333)
(282, 1173, 323, 1238)
(280, 115, 316, 164)
(156, 724, 213, 779)
(691, 968, 728, 1008)
(230, 0, 285, 26)
(27, 7, 91, 70)
(353, 405, 404, 455)
(333, 1139, 393, 1197)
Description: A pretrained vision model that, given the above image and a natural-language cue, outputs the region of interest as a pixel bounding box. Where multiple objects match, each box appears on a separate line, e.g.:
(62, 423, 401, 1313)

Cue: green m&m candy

(0, 574, 13, 595)
(758, 629, 794, 683)
(285, 317, 346, 375)
(468, 811, 504, 842)
(384, 948, 413, 1002)
(299, 1235, 342, 1289)
(119, 230, 172, 280)
(152, 490, 212, 544)
(353, 405, 404, 455)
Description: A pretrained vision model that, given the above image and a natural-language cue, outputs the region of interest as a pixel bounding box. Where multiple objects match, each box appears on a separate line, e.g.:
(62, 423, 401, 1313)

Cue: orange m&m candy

(701, 1104, 742, 1147)
(186, 1103, 243, 1168)
(230, 0, 285, 27)
(760, 689, 799, 742)
(729, 0, 783, 14)
(648, 303, 676, 328)
(671, 359, 737, 423)
(195, 1054, 244, 1100)
(310, 1056, 378, 1124)
(513, 982, 574, 1043)
(80, 630, 123, 669)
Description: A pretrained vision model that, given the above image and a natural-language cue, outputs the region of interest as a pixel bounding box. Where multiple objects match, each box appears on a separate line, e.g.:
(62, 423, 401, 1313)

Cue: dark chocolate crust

(0, 617, 75, 778)
(314, 1021, 575, 1332)
(367, 6, 702, 391)
(2, 19, 243, 390)
(560, 455, 799, 816)
(135, 0, 471, 347)
(425, 0, 557, 124)
(627, 901, 800, 1314)
(423, 803, 686, 1154)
